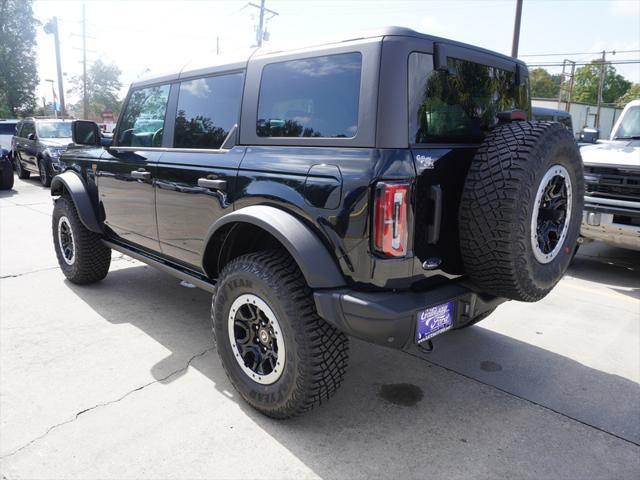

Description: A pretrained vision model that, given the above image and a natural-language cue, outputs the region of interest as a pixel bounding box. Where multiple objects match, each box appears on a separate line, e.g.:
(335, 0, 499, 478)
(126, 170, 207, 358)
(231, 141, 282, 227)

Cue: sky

(32, 0, 640, 107)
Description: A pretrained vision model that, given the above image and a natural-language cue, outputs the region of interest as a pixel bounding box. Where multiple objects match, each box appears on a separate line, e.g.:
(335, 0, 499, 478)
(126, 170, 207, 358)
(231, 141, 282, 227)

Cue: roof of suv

(132, 26, 526, 89)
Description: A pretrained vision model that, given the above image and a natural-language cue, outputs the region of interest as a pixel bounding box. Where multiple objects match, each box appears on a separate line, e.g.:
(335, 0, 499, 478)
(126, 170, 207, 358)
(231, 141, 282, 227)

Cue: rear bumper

(314, 282, 506, 350)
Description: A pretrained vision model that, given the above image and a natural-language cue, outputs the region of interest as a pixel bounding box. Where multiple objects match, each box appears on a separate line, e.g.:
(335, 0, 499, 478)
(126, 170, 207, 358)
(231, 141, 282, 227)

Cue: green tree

(0, 0, 39, 116)
(573, 60, 632, 105)
(616, 83, 640, 108)
(529, 68, 561, 99)
(68, 59, 123, 119)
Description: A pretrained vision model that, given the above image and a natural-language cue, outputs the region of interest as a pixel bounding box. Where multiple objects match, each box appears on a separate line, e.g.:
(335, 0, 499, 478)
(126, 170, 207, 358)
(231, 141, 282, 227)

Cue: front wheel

(213, 250, 349, 418)
(52, 196, 111, 284)
(38, 159, 52, 187)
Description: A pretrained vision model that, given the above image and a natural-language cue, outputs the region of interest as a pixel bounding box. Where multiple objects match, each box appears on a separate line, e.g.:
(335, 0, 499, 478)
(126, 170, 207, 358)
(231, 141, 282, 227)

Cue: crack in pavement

(0, 266, 60, 279)
(0, 347, 215, 460)
(408, 352, 640, 448)
(0, 255, 135, 279)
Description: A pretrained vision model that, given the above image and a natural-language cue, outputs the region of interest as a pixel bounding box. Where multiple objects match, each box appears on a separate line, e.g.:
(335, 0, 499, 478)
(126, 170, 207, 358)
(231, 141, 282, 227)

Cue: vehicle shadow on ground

(65, 264, 640, 478)
(569, 244, 640, 300)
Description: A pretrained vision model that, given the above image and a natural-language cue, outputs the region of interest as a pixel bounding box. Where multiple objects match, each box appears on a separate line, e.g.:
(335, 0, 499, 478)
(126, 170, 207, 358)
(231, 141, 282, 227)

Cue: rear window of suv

(0, 123, 17, 135)
(257, 52, 362, 139)
(409, 52, 530, 144)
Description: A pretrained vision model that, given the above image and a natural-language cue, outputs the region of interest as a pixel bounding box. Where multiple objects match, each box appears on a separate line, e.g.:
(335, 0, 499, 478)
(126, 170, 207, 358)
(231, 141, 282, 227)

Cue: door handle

(131, 169, 151, 180)
(198, 178, 227, 191)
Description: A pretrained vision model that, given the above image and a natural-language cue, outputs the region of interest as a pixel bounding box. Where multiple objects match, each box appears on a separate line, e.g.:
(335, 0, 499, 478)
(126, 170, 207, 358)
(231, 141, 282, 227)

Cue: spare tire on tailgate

(458, 121, 583, 302)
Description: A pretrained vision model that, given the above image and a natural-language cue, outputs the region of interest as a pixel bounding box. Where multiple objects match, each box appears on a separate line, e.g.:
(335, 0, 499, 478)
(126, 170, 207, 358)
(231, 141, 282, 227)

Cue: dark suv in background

(12, 118, 73, 186)
(52, 27, 582, 418)
(0, 119, 19, 190)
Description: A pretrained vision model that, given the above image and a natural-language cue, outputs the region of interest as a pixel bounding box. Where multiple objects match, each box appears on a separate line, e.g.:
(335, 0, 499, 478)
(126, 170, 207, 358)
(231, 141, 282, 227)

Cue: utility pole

(596, 50, 606, 129)
(256, 0, 265, 47)
(557, 59, 576, 112)
(82, 4, 88, 120)
(45, 79, 57, 119)
(43, 17, 66, 117)
(245, 1, 278, 47)
(511, 0, 523, 58)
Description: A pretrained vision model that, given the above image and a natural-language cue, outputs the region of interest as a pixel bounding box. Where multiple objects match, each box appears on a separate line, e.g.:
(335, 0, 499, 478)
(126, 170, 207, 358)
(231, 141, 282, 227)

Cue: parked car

(12, 118, 72, 186)
(580, 99, 640, 251)
(51, 27, 583, 418)
(0, 145, 14, 190)
(532, 106, 574, 133)
(0, 119, 20, 152)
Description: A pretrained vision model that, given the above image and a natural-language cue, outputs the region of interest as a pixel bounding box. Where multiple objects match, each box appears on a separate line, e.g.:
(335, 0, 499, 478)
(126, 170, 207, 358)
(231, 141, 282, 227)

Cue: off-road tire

(38, 158, 52, 187)
(459, 121, 583, 302)
(15, 156, 30, 179)
(213, 250, 349, 419)
(52, 195, 111, 284)
(453, 308, 496, 330)
(0, 163, 14, 190)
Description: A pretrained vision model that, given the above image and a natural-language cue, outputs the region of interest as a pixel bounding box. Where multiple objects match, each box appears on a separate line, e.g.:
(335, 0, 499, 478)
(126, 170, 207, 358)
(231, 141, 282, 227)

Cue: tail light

(373, 182, 410, 257)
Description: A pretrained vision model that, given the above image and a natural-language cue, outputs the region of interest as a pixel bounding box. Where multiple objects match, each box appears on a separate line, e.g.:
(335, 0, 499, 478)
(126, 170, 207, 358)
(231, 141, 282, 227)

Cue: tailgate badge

(416, 154, 436, 169)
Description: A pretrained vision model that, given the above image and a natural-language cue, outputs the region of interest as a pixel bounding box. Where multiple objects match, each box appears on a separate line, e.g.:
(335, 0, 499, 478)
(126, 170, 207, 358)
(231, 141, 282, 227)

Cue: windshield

(613, 106, 640, 139)
(37, 122, 72, 139)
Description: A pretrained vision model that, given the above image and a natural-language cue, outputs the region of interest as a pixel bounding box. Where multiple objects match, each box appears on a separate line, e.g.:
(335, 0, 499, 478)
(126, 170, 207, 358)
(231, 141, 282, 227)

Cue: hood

(40, 138, 72, 148)
(580, 139, 640, 168)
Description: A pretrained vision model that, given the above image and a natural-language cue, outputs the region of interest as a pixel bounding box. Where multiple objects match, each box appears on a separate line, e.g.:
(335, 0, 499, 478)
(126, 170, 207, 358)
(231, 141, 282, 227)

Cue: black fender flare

(50, 171, 103, 234)
(203, 205, 346, 289)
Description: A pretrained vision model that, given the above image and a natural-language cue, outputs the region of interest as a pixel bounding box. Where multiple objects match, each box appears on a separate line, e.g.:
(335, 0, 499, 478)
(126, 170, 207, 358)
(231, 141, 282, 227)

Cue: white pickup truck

(580, 100, 640, 250)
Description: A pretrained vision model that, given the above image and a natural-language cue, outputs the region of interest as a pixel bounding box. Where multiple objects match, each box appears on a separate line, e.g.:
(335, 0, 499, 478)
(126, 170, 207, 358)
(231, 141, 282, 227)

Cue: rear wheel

(458, 121, 583, 302)
(213, 250, 349, 418)
(52, 196, 111, 284)
(15, 155, 30, 179)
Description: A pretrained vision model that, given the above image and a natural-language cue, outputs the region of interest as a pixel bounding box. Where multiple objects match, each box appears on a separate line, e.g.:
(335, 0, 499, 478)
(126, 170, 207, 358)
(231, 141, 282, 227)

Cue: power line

(527, 60, 640, 67)
(521, 49, 640, 57)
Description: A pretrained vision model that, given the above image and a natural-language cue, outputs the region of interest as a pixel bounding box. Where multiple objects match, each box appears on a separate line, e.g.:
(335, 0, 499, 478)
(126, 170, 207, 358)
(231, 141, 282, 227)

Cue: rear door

(154, 71, 245, 268)
(98, 84, 171, 252)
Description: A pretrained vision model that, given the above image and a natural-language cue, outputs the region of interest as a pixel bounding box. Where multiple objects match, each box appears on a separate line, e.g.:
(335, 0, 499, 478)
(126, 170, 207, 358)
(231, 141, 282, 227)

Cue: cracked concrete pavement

(1, 177, 639, 479)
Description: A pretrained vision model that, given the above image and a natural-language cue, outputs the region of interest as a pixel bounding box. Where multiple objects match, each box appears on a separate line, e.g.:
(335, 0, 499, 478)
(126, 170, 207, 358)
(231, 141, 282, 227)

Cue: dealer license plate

(415, 301, 454, 344)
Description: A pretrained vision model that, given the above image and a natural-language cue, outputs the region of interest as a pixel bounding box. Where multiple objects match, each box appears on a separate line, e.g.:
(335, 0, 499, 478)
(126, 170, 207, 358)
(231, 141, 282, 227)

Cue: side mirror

(72, 120, 101, 146)
(27, 133, 36, 141)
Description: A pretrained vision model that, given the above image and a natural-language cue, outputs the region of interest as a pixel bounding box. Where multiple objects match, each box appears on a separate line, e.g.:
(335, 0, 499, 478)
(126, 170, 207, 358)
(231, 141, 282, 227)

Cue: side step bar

(102, 240, 216, 293)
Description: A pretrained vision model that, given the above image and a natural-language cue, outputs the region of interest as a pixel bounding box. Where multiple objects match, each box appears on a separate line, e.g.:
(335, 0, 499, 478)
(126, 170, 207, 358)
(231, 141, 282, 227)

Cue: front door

(98, 84, 171, 252)
(17, 121, 37, 171)
(155, 72, 245, 268)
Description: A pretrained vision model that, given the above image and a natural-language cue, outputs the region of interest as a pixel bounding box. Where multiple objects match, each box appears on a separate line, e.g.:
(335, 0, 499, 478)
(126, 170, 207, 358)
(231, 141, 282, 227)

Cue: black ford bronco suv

(51, 28, 583, 418)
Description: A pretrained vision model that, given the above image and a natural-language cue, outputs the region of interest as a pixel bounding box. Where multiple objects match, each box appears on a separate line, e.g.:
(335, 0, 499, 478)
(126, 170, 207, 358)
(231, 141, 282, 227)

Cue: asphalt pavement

(1, 177, 639, 479)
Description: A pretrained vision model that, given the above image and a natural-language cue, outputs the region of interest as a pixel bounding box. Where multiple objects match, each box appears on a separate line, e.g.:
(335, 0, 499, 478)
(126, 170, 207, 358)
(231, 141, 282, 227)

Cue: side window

(117, 84, 170, 147)
(257, 52, 362, 138)
(174, 73, 243, 149)
(558, 116, 573, 131)
(21, 122, 35, 139)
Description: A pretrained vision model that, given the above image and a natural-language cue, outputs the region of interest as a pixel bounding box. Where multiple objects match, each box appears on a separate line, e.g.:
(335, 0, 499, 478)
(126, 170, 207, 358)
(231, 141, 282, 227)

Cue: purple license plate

(415, 301, 454, 343)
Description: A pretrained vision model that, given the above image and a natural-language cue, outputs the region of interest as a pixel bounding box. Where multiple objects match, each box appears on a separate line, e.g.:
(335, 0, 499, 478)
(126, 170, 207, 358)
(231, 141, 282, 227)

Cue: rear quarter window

(257, 52, 362, 138)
